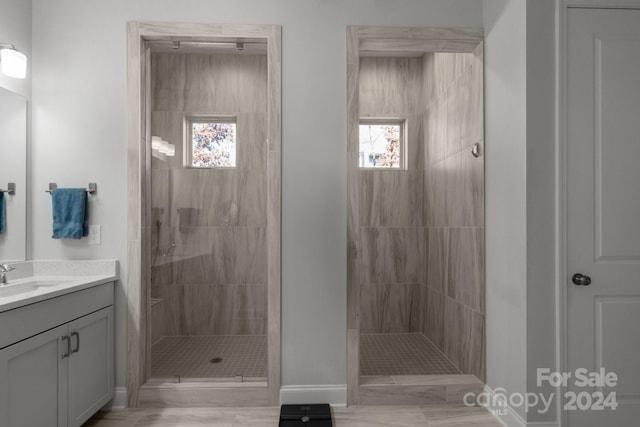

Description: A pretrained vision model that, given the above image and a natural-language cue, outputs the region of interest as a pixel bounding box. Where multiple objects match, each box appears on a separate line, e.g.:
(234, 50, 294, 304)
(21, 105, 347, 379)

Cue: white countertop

(0, 274, 116, 313)
(0, 259, 118, 313)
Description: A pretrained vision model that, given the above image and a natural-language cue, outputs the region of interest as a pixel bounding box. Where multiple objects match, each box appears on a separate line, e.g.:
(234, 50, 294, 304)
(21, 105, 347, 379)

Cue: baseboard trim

(484, 385, 559, 427)
(103, 387, 128, 409)
(280, 385, 347, 406)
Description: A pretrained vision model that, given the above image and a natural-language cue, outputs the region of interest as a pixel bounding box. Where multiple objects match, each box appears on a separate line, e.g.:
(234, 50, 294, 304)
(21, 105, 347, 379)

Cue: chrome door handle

(572, 273, 591, 286)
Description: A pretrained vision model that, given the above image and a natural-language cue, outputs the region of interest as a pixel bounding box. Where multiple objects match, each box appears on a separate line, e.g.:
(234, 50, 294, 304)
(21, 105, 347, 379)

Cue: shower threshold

(146, 375, 267, 385)
(142, 378, 267, 389)
(138, 379, 269, 407)
(360, 374, 480, 386)
(358, 373, 484, 406)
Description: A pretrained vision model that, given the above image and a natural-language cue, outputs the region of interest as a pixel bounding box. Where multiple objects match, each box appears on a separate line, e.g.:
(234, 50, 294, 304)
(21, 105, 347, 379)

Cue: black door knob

(572, 273, 591, 286)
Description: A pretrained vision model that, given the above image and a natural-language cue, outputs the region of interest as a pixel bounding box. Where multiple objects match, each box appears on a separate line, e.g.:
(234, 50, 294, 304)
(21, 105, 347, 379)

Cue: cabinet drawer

(0, 282, 114, 349)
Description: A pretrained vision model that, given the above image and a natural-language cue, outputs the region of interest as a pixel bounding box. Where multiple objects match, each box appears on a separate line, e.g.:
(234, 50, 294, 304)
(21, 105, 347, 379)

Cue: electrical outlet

(88, 224, 101, 245)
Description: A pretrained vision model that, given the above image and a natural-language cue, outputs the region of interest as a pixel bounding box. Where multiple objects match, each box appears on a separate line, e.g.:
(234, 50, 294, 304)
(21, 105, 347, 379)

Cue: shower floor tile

(360, 333, 461, 376)
(151, 335, 267, 381)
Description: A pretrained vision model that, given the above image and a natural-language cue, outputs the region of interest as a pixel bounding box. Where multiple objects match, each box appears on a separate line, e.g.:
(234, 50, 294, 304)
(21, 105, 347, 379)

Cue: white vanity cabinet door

(0, 324, 69, 427)
(67, 306, 114, 427)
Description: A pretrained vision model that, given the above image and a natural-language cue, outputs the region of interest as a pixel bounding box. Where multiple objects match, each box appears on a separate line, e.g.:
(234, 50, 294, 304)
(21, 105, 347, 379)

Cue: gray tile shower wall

(360, 227, 427, 284)
(360, 284, 422, 333)
(423, 45, 485, 380)
(358, 50, 485, 381)
(358, 57, 425, 335)
(150, 53, 268, 337)
(359, 170, 424, 227)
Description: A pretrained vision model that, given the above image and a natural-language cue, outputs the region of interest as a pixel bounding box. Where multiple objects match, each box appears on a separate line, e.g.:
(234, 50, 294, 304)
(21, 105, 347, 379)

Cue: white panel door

(567, 8, 640, 427)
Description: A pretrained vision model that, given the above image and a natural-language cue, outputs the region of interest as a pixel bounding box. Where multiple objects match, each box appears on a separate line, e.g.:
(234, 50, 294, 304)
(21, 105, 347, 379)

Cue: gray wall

(150, 53, 268, 337)
(483, 0, 528, 420)
(483, 1, 561, 422)
(29, 0, 484, 393)
(525, 0, 557, 422)
(422, 48, 485, 380)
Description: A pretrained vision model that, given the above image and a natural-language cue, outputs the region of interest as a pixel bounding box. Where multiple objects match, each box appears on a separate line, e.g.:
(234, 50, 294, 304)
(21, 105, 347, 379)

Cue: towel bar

(45, 182, 97, 195)
(0, 183, 15, 195)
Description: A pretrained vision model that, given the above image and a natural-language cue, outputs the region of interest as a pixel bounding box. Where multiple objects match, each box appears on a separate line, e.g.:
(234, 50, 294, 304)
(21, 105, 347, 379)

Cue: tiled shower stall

(357, 45, 485, 381)
(148, 51, 268, 381)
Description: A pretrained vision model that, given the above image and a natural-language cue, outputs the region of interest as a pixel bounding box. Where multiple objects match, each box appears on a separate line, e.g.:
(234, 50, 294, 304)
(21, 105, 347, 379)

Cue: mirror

(0, 87, 27, 261)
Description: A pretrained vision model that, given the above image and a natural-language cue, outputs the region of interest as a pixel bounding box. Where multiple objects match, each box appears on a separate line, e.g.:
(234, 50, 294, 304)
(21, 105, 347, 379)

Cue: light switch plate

(88, 224, 101, 245)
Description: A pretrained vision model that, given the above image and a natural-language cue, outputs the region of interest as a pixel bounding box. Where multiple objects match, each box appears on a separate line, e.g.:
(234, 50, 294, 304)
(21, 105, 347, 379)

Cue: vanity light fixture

(0, 44, 27, 79)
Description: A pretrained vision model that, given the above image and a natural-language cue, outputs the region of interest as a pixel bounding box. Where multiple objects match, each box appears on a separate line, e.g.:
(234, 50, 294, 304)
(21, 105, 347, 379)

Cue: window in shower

(359, 119, 405, 169)
(185, 116, 237, 168)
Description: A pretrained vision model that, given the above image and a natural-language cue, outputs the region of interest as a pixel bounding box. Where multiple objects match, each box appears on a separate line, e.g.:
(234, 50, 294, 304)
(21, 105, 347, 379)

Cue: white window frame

(358, 118, 407, 170)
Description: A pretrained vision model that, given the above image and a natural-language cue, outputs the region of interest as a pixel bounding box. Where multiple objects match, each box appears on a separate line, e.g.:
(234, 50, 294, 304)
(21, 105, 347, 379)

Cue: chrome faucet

(0, 264, 15, 285)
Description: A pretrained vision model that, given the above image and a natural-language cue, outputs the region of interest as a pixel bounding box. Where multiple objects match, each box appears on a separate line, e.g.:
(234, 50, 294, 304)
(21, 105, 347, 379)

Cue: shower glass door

(148, 47, 269, 383)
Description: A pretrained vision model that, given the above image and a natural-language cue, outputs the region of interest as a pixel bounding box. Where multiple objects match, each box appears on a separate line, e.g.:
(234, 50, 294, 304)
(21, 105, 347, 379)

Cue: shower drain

(210, 357, 223, 364)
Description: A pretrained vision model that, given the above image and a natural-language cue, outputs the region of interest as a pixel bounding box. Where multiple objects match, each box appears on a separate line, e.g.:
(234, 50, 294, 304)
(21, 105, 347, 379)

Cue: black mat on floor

(279, 404, 332, 426)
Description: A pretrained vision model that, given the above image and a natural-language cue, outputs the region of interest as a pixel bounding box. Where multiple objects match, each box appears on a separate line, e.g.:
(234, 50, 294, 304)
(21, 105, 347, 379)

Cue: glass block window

(186, 117, 237, 168)
(359, 120, 404, 169)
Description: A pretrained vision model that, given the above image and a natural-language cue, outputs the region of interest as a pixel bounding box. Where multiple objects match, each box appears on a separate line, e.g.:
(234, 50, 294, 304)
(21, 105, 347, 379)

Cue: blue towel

(51, 188, 88, 239)
(0, 192, 5, 235)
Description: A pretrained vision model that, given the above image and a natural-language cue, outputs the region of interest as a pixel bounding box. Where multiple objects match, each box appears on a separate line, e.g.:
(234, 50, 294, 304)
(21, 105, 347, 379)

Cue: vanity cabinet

(0, 282, 114, 427)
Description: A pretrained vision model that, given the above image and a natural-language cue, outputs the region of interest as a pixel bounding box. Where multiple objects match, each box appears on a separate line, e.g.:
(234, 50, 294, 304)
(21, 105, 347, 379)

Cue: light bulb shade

(166, 144, 175, 157)
(151, 136, 162, 150)
(0, 48, 27, 79)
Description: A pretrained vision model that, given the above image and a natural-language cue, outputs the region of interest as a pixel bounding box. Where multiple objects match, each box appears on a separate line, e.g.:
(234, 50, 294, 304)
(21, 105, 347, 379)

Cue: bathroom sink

(0, 279, 66, 298)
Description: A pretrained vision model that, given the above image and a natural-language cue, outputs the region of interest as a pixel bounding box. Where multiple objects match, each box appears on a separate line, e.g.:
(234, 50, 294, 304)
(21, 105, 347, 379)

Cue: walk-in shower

(127, 22, 281, 407)
(347, 26, 485, 405)
(148, 46, 269, 383)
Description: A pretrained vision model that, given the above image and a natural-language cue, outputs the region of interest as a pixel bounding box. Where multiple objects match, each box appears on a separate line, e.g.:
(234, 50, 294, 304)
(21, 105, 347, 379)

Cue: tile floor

(151, 333, 457, 381)
(360, 333, 461, 376)
(84, 405, 503, 426)
(151, 335, 267, 381)
(130, 333, 497, 425)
